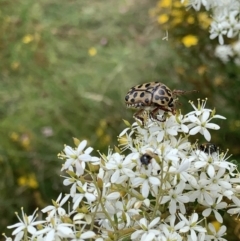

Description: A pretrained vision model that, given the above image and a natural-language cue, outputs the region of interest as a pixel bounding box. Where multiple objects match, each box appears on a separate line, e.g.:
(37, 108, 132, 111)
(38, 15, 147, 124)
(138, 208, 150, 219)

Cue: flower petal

(189, 126, 201, 135)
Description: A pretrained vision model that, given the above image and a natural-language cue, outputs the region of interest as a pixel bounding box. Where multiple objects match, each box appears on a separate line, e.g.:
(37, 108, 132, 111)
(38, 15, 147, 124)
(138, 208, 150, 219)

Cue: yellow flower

(171, 17, 182, 26)
(170, 9, 184, 26)
(182, 35, 198, 47)
(99, 119, 107, 128)
(10, 132, 19, 141)
(102, 134, 111, 145)
(197, 12, 211, 29)
(187, 16, 195, 24)
(214, 76, 224, 86)
(96, 127, 104, 137)
(11, 61, 20, 70)
(157, 14, 169, 24)
(171, 9, 183, 17)
(88, 47, 97, 56)
(22, 34, 34, 44)
(211, 221, 221, 232)
(175, 0, 186, 7)
(197, 65, 207, 75)
(20, 134, 31, 150)
(28, 173, 39, 189)
(18, 173, 39, 189)
(18, 176, 28, 186)
(157, 0, 171, 8)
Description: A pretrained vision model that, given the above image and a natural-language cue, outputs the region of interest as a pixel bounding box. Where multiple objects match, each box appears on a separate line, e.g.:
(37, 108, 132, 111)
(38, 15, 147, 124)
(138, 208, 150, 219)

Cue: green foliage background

(1, 0, 240, 239)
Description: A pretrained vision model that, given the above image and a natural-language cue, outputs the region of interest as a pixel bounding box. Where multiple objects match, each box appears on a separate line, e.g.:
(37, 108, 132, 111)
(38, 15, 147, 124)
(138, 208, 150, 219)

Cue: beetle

(125, 82, 192, 123)
(199, 143, 218, 154)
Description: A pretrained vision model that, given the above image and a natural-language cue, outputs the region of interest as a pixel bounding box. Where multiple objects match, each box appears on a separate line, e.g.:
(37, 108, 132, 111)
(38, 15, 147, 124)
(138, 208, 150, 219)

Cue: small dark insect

(199, 143, 218, 154)
(140, 153, 153, 165)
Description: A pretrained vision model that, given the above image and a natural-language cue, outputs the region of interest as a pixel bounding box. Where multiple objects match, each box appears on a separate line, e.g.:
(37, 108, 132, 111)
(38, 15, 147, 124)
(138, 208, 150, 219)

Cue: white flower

(131, 217, 161, 241)
(225, 11, 240, 38)
(71, 228, 96, 241)
(33, 219, 74, 241)
(215, 45, 233, 63)
(94, 185, 121, 215)
(188, 112, 220, 141)
(187, 174, 214, 205)
(210, 22, 227, 45)
(7, 208, 45, 238)
(160, 181, 189, 214)
(181, 0, 240, 46)
(175, 113, 189, 133)
(200, 168, 232, 195)
(179, 213, 206, 240)
(72, 181, 96, 210)
(41, 193, 70, 218)
(61, 140, 99, 175)
(118, 124, 138, 152)
(147, 116, 180, 143)
(201, 197, 227, 223)
(2, 234, 12, 241)
(160, 215, 185, 233)
(187, 99, 225, 141)
(6, 96, 239, 241)
(227, 196, 240, 216)
(115, 197, 140, 227)
(131, 167, 160, 198)
(205, 223, 227, 241)
(213, 150, 236, 172)
(105, 152, 136, 183)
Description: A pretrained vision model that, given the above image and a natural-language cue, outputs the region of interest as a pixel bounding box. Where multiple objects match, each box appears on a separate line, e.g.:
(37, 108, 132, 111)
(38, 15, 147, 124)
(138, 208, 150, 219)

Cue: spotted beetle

(125, 82, 193, 123)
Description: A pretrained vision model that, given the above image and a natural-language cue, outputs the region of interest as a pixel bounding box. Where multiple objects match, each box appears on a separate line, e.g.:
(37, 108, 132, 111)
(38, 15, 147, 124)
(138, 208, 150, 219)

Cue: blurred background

(1, 0, 240, 239)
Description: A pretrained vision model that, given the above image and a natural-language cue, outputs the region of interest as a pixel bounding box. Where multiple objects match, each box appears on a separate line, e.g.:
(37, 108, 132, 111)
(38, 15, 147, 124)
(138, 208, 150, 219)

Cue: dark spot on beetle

(166, 90, 172, 96)
(133, 92, 138, 98)
(125, 95, 129, 101)
(145, 98, 150, 104)
(158, 89, 165, 95)
(130, 98, 135, 103)
(160, 96, 169, 101)
(137, 84, 142, 88)
(160, 86, 171, 96)
(140, 92, 145, 98)
(145, 83, 151, 88)
(159, 96, 169, 104)
(161, 85, 168, 91)
(154, 95, 160, 100)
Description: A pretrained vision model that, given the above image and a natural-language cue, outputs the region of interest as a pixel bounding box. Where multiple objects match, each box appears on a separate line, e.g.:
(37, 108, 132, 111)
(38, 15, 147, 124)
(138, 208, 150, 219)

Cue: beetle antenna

(172, 89, 197, 96)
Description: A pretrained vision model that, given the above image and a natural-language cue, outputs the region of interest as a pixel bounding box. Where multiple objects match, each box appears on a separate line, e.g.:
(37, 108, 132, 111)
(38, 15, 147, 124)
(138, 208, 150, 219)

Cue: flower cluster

(181, 0, 240, 45)
(4, 99, 240, 241)
(215, 40, 240, 65)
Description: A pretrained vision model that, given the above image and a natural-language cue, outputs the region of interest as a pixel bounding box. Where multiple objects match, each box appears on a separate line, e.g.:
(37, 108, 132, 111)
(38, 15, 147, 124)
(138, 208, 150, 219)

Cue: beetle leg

(133, 109, 144, 119)
(150, 107, 166, 122)
(133, 109, 149, 125)
(150, 105, 177, 121)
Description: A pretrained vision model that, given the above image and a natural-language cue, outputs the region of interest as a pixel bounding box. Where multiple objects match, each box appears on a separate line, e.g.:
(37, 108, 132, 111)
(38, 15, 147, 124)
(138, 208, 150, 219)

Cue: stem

(153, 159, 170, 217)
(90, 167, 119, 239)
